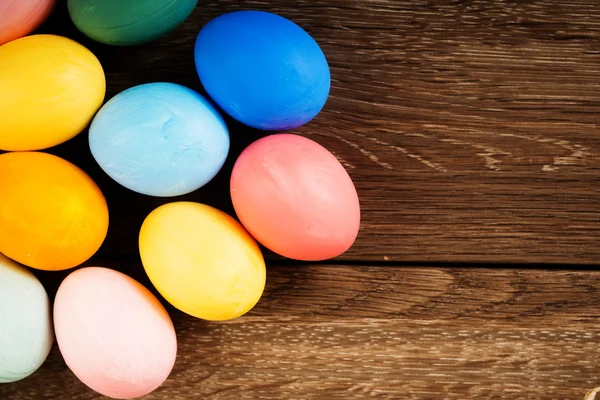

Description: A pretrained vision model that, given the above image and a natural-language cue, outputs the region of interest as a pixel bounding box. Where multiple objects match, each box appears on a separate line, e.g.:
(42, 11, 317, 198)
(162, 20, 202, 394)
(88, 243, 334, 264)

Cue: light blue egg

(0, 253, 53, 383)
(89, 82, 230, 197)
(194, 11, 331, 131)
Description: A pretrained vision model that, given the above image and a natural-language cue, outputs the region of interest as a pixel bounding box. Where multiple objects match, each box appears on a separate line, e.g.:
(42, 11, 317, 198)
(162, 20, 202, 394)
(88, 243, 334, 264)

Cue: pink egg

(53, 267, 177, 399)
(230, 133, 361, 261)
(0, 0, 56, 46)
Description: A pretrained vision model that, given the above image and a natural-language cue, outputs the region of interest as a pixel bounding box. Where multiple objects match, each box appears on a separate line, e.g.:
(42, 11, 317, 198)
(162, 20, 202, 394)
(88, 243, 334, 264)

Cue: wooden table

(3, 1, 600, 399)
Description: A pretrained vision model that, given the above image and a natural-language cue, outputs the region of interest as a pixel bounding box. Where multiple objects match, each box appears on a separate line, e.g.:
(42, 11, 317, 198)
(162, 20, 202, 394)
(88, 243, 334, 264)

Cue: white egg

(0, 253, 53, 383)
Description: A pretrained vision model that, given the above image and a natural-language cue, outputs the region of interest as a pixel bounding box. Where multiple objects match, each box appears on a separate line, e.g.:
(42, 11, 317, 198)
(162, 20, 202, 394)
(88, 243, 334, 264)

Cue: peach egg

(230, 133, 361, 261)
(0, 0, 56, 46)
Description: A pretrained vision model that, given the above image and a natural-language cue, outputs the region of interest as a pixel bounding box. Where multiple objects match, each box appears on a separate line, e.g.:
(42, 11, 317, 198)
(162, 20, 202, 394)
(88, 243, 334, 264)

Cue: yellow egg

(139, 202, 266, 321)
(0, 152, 109, 271)
(0, 34, 105, 151)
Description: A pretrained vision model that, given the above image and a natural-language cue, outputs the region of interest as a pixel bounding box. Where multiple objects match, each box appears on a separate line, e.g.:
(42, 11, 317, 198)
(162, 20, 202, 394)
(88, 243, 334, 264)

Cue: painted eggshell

(0, 34, 105, 151)
(194, 11, 330, 130)
(53, 267, 177, 399)
(0, 152, 109, 271)
(68, 0, 198, 46)
(0, 0, 56, 46)
(0, 253, 53, 383)
(139, 202, 266, 321)
(230, 134, 360, 261)
(89, 82, 229, 197)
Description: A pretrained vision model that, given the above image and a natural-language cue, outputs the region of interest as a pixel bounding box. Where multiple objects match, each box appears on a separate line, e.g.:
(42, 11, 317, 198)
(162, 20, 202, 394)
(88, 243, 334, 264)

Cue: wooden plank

(3, 263, 600, 399)
(23, 0, 599, 265)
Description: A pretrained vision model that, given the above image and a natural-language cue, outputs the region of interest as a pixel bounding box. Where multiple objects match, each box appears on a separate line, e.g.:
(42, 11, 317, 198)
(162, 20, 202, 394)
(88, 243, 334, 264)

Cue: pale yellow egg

(139, 202, 266, 321)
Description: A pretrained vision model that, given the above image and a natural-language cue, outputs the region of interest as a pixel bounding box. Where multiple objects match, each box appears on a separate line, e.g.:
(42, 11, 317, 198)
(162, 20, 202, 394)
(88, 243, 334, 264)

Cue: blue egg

(194, 11, 331, 131)
(89, 82, 230, 197)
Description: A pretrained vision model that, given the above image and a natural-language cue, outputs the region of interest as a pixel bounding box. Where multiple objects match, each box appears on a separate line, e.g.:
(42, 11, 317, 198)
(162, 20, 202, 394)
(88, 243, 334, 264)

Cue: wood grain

(4, 2, 600, 398)
(3, 263, 600, 399)
(12, 0, 595, 265)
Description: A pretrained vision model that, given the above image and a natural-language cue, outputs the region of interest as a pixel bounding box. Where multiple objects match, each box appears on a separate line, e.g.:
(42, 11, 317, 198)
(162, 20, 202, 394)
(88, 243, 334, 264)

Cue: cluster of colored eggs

(0, 1, 360, 398)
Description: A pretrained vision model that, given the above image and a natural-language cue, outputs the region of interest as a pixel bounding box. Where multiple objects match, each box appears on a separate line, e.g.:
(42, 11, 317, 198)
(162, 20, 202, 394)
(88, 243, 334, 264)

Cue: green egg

(67, 0, 198, 46)
(0, 253, 53, 383)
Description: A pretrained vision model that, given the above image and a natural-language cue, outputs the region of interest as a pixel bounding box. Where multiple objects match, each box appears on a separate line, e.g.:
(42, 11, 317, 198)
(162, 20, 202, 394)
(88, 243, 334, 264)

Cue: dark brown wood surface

(2, 0, 600, 399)
(4, 264, 600, 399)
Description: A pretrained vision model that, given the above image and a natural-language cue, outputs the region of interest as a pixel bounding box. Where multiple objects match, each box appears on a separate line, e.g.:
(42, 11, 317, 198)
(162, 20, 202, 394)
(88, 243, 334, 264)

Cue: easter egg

(0, 253, 53, 383)
(89, 82, 230, 197)
(68, 0, 198, 46)
(0, 0, 56, 46)
(230, 134, 360, 261)
(194, 11, 330, 131)
(0, 152, 109, 271)
(139, 202, 266, 321)
(54, 267, 177, 399)
(0, 34, 105, 151)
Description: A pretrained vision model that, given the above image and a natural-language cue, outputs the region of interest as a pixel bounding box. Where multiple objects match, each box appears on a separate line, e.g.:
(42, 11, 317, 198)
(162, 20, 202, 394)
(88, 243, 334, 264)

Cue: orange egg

(0, 152, 109, 271)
